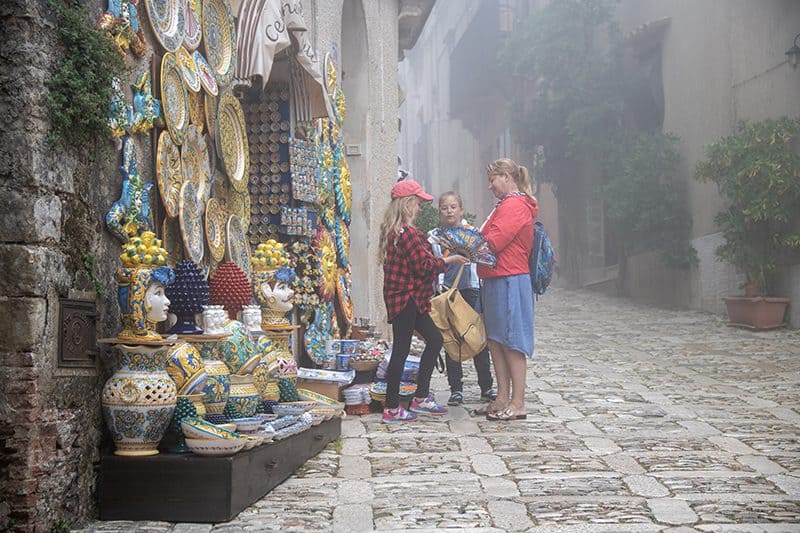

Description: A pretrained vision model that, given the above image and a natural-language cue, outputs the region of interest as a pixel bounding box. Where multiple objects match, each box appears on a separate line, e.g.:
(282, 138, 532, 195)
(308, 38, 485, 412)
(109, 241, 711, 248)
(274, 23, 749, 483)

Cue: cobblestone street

(81, 288, 800, 532)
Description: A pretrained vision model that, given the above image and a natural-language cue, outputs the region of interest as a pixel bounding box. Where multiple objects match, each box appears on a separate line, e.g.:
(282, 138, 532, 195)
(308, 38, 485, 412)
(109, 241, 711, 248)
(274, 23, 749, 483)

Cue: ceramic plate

(193, 51, 219, 96)
(156, 131, 183, 218)
(324, 52, 337, 97)
(216, 91, 249, 192)
(205, 197, 226, 262)
(160, 52, 190, 145)
(145, 0, 185, 52)
(202, 0, 236, 86)
(183, 0, 202, 50)
(188, 89, 204, 131)
(226, 214, 251, 281)
(180, 124, 212, 205)
(176, 46, 201, 92)
(179, 180, 204, 264)
(204, 92, 218, 140)
(162, 217, 184, 265)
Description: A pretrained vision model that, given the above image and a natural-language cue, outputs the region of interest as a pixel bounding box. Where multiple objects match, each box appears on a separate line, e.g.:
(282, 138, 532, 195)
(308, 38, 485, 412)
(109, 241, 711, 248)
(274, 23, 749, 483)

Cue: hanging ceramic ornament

(105, 137, 154, 242)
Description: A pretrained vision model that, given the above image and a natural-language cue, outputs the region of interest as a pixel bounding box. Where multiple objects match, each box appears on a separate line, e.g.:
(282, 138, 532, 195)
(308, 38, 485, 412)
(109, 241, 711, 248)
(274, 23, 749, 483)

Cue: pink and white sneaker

(409, 395, 448, 416)
(382, 406, 417, 423)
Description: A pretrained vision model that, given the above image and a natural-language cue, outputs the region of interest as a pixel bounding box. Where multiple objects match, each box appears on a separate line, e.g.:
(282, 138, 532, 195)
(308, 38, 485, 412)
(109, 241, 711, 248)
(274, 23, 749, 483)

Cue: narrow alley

(81, 288, 800, 532)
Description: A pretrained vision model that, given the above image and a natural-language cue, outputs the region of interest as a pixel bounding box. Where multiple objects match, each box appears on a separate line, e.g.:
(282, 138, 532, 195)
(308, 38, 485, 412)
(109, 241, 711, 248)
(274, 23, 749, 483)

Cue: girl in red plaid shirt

(379, 179, 468, 422)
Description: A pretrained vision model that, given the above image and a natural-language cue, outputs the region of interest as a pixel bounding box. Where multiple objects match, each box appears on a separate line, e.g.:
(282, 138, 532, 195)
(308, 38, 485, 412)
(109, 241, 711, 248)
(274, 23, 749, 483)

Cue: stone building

(399, 0, 800, 324)
(0, 0, 431, 530)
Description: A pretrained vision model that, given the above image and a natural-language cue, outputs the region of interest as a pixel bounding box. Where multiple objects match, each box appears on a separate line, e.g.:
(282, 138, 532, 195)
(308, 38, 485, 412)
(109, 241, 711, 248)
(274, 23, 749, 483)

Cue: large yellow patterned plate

(216, 90, 249, 192)
(145, 0, 185, 52)
(156, 131, 183, 218)
(162, 217, 184, 266)
(202, 0, 236, 86)
(160, 52, 190, 145)
(226, 214, 251, 281)
(205, 197, 226, 262)
(179, 180, 204, 264)
(183, 0, 202, 51)
(180, 124, 212, 205)
(176, 46, 201, 92)
(204, 92, 218, 139)
(187, 88, 204, 131)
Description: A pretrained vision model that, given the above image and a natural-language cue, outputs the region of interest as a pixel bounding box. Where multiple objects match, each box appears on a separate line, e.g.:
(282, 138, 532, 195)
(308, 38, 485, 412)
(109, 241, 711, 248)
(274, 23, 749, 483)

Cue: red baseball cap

(391, 179, 434, 201)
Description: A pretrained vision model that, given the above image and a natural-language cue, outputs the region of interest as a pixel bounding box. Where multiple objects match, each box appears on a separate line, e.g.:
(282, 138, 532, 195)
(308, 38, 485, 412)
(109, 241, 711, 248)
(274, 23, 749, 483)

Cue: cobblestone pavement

(79, 288, 800, 532)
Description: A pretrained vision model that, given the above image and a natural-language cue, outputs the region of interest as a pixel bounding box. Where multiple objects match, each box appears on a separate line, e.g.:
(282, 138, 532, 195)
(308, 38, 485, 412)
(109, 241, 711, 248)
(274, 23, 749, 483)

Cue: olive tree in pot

(695, 117, 800, 329)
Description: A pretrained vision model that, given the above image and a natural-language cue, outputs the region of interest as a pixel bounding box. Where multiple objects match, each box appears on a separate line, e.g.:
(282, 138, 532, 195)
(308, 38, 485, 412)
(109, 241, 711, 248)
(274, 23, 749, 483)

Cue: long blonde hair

(486, 158, 533, 196)
(379, 196, 419, 262)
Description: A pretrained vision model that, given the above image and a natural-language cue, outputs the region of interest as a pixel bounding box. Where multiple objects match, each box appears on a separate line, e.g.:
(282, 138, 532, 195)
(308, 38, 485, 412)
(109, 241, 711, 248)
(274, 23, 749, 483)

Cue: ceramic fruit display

(101, 344, 177, 456)
(164, 341, 207, 394)
(165, 259, 209, 334)
(115, 231, 175, 341)
(209, 261, 252, 319)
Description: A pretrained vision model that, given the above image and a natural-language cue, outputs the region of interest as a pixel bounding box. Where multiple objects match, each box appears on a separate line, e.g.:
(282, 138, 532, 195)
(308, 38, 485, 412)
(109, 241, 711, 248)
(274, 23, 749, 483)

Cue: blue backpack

(529, 220, 554, 297)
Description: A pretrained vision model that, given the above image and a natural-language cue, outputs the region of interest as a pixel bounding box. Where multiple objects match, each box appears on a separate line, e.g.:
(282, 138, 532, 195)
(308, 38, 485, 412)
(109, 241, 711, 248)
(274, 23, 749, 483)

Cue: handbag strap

(450, 263, 466, 291)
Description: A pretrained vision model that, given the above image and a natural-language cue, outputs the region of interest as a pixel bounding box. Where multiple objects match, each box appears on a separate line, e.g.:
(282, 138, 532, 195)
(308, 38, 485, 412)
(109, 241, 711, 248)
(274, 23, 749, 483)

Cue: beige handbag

(430, 264, 487, 362)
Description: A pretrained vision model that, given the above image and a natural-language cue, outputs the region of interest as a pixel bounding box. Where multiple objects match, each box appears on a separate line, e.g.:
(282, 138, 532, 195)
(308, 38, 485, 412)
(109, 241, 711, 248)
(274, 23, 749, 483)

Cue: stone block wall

(0, 0, 121, 530)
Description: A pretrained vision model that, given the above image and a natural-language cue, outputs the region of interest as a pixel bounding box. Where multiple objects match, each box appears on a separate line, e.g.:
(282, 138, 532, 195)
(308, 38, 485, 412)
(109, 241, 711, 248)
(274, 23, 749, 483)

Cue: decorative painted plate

(156, 131, 183, 218)
(202, 0, 236, 86)
(180, 124, 212, 205)
(176, 46, 201, 92)
(335, 267, 354, 326)
(228, 187, 250, 233)
(193, 51, 219, 96)
(183, 0, 202, 51)
(160, 52, 190, 145)
(162, 217, 184, 266)
(204, 92, 218, 139)
(187, 89, 204, 131)
(179, 180, 204, 264)
(145, 0, 185, 52)
(205, 197, 226, 262)
(324, 52, 337, 96)
(216, 90, 249, 192)
(226, 214, 251, 281)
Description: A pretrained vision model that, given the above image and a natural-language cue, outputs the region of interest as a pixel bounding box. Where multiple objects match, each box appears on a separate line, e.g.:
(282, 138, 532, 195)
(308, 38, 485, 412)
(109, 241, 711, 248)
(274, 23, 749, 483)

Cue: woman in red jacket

(478, 159, 538, 421)
(379, 179, 469, 423)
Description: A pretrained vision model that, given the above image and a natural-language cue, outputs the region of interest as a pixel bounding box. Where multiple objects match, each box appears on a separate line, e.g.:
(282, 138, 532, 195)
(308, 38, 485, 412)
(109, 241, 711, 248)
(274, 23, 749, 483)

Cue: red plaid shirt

(383, 224, 446, 321)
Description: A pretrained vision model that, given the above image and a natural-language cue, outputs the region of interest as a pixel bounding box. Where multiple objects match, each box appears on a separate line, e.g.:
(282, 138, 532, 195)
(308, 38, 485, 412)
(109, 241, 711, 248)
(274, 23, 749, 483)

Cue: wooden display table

(98, 417, 341, 523)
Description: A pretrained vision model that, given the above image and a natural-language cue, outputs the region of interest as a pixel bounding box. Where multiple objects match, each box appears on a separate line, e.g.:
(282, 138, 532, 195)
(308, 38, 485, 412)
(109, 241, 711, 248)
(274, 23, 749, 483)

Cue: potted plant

(695, 117, 800, 329)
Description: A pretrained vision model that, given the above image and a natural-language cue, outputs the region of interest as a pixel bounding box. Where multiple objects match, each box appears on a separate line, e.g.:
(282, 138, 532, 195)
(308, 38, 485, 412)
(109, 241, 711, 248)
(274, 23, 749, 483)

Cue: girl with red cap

(379, 179, 469, 422)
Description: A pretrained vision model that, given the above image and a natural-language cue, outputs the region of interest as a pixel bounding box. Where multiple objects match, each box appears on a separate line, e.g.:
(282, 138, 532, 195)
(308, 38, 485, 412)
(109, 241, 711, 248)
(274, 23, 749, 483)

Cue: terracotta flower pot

(723, 296, 789, 330)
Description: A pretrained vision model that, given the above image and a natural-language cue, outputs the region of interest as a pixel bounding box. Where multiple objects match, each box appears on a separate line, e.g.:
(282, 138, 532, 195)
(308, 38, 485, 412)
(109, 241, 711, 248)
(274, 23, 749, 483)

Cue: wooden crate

(99, 417, 341, 523)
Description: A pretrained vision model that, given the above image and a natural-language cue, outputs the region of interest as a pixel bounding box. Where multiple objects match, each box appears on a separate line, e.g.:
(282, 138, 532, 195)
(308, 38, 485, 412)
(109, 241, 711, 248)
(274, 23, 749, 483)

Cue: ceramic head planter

(241, 304, 265, 335)
(254, 267, 296, 326)
(116, 231, 175, 340)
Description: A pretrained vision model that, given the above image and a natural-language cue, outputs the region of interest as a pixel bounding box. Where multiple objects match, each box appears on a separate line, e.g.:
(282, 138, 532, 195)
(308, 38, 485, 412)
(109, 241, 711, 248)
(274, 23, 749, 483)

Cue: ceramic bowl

(296, 388, 338, 406)
(231, 417, 264, 433)
(185, 437, 245, 456)
(181, 416, 240, 440)
(166, 342, 208, 395)
(255, 413, 278, 423)
(272, 403, 311, 417)
(217, 423, 237, 432)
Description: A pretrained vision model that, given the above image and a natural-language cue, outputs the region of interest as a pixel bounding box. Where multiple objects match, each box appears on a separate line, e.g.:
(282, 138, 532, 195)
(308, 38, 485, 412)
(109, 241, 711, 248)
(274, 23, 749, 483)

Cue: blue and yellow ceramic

(116, 265, 175, 341)
(225, 374, 260, 418)
(201, 0, 236, 85)
(206, 319, 257, 375)
(199, 344, 231, 415)
(101, 344, 177, 456)
(145, 0, 185, 52)
(165, 342, 207, 394)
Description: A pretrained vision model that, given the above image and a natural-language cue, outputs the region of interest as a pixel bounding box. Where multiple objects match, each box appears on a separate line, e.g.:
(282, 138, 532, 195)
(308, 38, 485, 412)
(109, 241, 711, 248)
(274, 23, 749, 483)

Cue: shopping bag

(429, 264, 487, 362)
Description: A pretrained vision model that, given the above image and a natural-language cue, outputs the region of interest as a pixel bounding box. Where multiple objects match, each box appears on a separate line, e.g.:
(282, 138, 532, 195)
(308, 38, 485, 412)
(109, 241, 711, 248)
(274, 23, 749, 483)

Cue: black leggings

(386, 300, 443, 409)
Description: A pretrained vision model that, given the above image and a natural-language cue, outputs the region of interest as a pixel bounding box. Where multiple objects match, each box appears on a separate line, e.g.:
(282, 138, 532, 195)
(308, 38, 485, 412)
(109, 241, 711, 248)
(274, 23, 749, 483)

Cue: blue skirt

(482, 274, 535, 358)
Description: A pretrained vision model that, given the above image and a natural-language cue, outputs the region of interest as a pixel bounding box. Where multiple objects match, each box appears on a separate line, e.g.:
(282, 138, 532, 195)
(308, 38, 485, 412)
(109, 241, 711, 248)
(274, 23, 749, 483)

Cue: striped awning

(235, 0, 333, 120)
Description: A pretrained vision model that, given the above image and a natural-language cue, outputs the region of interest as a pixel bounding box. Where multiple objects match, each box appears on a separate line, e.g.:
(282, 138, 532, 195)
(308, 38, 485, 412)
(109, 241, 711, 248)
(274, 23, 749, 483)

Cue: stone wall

(0, 0, 123, 530)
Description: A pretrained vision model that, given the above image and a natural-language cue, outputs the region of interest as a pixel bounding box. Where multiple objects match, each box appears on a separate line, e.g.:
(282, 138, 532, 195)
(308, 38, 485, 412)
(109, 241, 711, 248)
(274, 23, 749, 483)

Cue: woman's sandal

(486, 407, 527, 421)
(471, 401, 507, 417)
